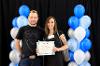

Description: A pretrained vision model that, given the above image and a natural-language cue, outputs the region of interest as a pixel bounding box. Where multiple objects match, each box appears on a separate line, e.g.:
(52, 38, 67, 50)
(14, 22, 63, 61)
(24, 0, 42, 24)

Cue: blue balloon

(68, 16, 79, 30)
(12, 17, 18, 27)
(16, 64, 18, 66)
(85, 29, 90, 38)
(69, 51, 74, 61)
(19, 5, 30, 17)
(68, 38, 78, 52)
(17, 16, 28, 28)
(80, 38, 92, 52)
(74, 4, 85, 18)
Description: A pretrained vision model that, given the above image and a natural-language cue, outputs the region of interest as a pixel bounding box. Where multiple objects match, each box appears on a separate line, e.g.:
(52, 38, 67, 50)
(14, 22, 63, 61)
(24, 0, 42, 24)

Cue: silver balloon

(9, 62, 16, 66)
(9, 50, 21, 64)
(68, 62, 78, 66)
(73, 26, 86, 43)
(10, 40, 22, 50)
(80, 61, 91, 66)
(17, 16, 28, 28)
(85, 51, 91, 61)
(68, 38, 78, 52)
(20, 40, 22, 48)
(11, 40, 16, 49)
(74, 49, 85, 65)
(68, 28, 74, 38)
(80, 15, 92, 29)
(10, 28, 19, 39)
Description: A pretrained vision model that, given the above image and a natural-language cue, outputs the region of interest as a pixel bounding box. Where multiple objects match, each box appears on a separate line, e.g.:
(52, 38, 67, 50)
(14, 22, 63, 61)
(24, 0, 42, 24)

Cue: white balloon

(85, 51, 91, 61)
(73, 26, 86, 43)
(68, 28, 74, 38)
(9, 62, 16, 66)
(74, 49, 85, 65)
(80, 15, 92, 29)
(68, 62, 78, 66)
(9, 50, 21, 64)
(10, 28, 19, 39)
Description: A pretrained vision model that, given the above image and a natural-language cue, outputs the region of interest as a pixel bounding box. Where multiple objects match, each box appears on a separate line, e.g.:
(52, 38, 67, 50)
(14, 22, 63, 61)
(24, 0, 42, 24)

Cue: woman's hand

(53, 47, 60, 52)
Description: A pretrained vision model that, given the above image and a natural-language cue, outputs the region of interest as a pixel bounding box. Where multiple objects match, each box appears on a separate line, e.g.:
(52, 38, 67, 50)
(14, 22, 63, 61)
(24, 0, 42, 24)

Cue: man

(15, 10, 44, 66)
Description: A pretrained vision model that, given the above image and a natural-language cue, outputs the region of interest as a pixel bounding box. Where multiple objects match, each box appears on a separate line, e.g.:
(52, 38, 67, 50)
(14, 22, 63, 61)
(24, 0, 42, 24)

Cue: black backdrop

(0, 0, 100, 66)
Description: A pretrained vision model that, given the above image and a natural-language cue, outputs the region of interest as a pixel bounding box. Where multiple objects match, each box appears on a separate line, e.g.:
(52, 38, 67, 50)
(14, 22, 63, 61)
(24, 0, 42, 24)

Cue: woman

(44, 16, 68, 66)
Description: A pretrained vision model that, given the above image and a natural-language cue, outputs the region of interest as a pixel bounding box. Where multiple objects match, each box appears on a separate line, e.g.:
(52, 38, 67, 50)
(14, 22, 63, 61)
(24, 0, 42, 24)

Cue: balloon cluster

(67, 4, 92, 66)
(9, 4, 30, 66)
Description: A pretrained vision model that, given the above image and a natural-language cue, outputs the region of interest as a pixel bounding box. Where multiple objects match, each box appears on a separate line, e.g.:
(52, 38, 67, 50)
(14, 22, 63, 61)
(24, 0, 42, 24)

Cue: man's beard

(28, 22, 37, 27)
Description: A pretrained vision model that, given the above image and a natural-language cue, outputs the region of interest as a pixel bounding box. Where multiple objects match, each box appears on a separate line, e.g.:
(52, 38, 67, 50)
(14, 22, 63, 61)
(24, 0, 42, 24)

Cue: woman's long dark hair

(45, 16, 58, 35)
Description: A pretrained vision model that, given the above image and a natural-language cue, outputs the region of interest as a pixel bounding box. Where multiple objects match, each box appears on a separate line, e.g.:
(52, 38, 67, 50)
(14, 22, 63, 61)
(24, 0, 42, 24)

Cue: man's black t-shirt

(16, 25, 44, 57)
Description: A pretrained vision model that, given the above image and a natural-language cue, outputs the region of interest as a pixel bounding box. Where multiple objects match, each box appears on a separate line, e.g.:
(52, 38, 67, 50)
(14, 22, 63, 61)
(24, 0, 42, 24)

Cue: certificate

(36, 41, 55, 56)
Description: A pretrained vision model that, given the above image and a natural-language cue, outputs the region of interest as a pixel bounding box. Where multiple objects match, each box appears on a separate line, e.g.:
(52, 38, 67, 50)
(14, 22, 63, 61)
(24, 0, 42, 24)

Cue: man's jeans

(18, 58, 41, 66)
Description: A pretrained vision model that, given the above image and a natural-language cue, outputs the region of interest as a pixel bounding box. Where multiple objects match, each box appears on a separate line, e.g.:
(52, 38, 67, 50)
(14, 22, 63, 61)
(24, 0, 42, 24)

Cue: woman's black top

(44, 31, 64, 66)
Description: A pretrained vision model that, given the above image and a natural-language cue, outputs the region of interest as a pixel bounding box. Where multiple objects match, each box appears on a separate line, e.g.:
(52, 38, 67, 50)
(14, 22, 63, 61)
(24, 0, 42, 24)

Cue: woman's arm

(53, 34, 68, 52)
(58, 34, 68, 51)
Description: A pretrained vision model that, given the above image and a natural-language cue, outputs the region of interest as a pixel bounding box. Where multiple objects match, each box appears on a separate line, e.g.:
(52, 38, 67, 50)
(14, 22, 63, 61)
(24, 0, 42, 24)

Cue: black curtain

(0, 0, 99, 66)
(0, 0, 1, 65)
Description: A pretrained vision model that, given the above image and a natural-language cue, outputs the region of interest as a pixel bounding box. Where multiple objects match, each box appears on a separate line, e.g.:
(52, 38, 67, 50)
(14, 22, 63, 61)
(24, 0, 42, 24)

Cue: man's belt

(29, 55, 36, 59)
(21, 54, 36, 59)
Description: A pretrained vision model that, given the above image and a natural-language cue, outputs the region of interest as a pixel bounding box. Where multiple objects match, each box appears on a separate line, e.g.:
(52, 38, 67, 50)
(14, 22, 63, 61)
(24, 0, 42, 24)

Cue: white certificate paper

(36, 41, 55, 56)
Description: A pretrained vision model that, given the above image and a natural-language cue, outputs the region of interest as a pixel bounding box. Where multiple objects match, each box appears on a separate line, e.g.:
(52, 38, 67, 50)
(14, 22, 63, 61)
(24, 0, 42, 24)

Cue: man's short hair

(30, 10, 38, 14)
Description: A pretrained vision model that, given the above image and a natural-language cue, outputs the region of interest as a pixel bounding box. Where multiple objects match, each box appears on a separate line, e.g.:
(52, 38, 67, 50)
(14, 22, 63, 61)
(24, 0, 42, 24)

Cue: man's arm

(15, 39, 22, 52)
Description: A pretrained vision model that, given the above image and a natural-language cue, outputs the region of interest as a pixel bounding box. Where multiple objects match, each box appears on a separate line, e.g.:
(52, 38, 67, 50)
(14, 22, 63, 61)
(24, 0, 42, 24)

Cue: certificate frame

(36, 41, 55, 56)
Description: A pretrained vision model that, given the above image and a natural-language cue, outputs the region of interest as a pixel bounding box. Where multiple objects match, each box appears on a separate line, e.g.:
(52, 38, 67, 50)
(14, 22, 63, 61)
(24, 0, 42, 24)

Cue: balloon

(68, 62, 78, 66)
(11, 40, 16, 49)
(10, 40, 22, 49)
(80, 61, 91, 66)
(12, 17, 18, 28)
(85, 29, 90, 38)
(84, 51, 91, 61)
(68, 16, 79, 30)
(9, 62, 16, 66)
(80, 38, 92, 52)
(74, 4, 85, 18)
(68, 38, 78, 52)
(17, 16, 28, 28)
(74, 49, 85, 65)
(15, 64, 18, 66)
(69, 51, 74, 61)
(68, 28, 74, 38)
(9, 50, 21, 64)
(10, 28, 19, 39)
(73, 26, 86, 43)
(20, 40, 22, 48)
(19, 5, 30, 17)
(80, 15, 92, 29)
